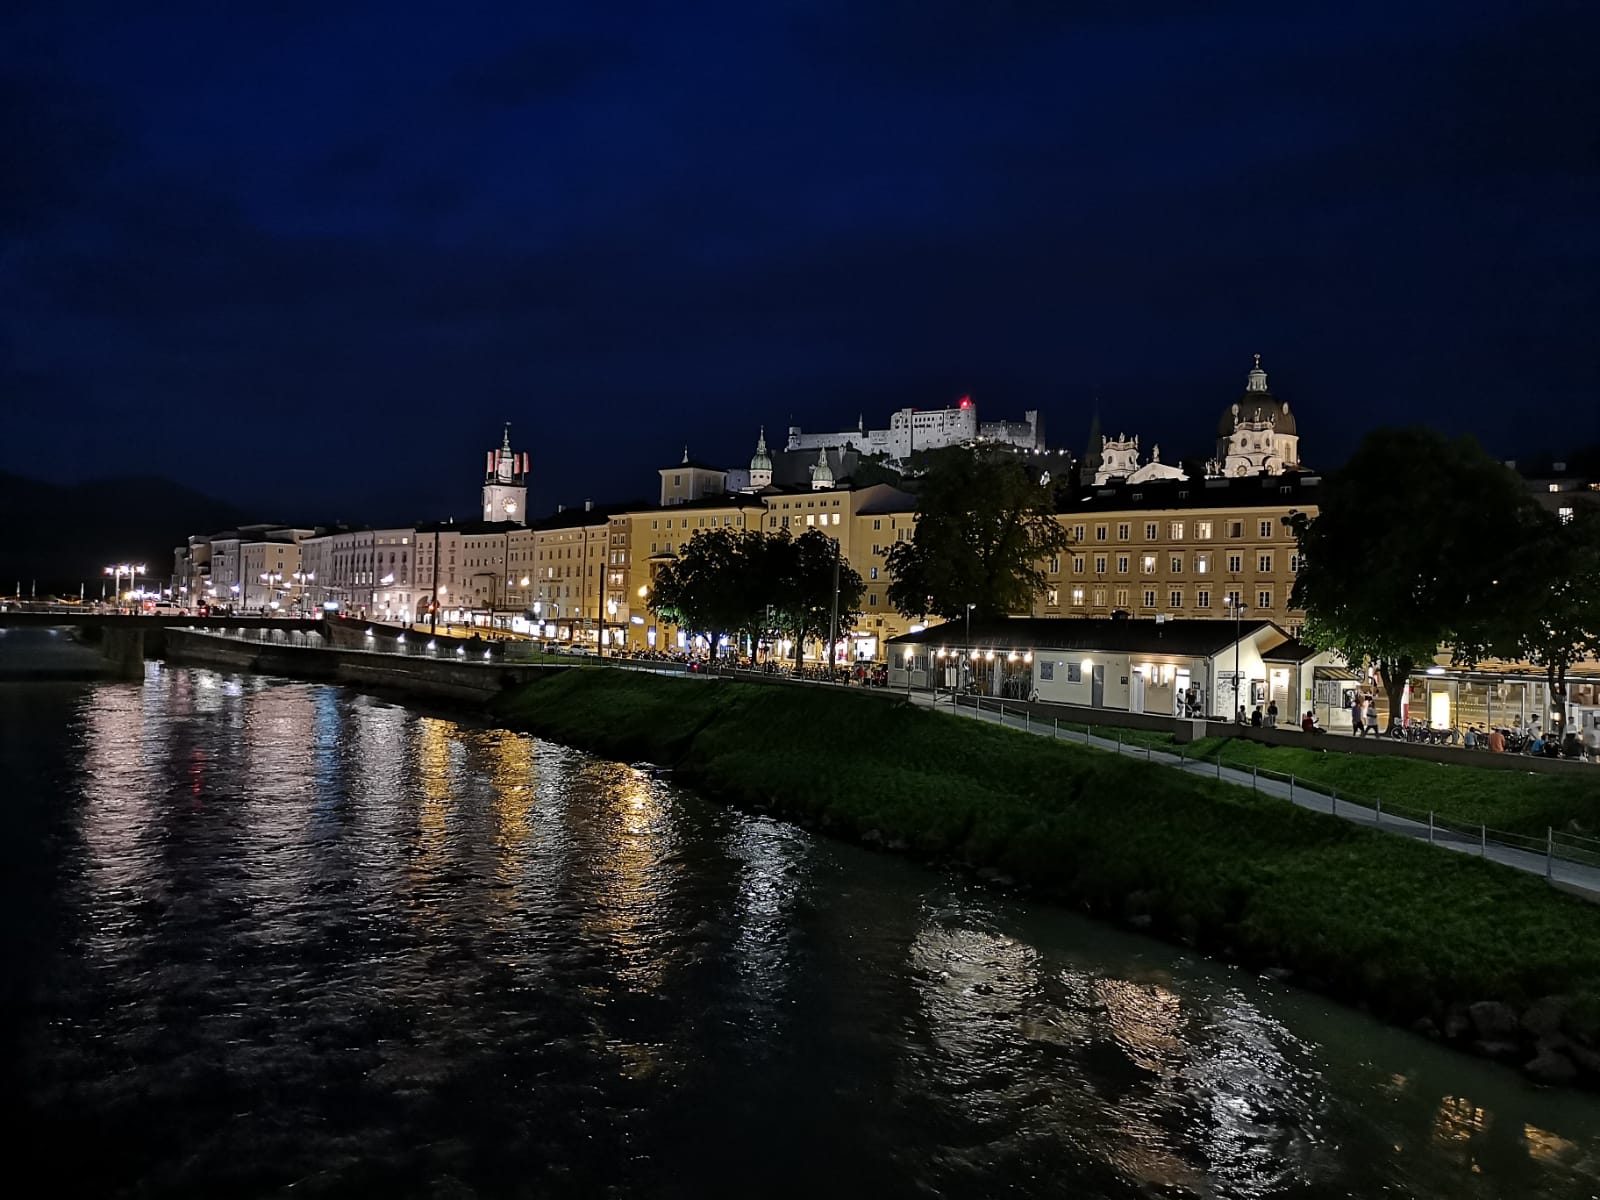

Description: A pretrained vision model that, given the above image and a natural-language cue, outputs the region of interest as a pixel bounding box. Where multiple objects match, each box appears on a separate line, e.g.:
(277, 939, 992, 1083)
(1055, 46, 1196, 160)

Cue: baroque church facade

(1088, 355, 1303, 485)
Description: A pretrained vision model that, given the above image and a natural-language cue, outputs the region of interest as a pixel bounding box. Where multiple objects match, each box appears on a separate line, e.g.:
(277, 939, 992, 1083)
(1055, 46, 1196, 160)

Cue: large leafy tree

(1289, 428, 1537, 729)
(886, 446, 1070, 621)
(773, 528, 865, 669)
(1458, 506, 1600, 730)
(647, 527, 756, 662)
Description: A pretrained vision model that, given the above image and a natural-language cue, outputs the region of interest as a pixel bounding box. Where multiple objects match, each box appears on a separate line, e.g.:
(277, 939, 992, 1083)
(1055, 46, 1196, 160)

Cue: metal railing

(956, 694, 1600, 887)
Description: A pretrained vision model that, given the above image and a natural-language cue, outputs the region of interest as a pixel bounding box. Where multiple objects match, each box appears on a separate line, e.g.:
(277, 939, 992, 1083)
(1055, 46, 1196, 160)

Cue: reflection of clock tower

(482, 424, 528, 524)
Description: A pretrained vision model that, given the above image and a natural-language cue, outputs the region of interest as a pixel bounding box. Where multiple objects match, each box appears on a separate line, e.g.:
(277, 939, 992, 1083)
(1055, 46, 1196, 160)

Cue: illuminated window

(1070, 587, 1085, 607)
(1141, 555, 1156, 574)
(806, 515, 815, 526)
(1196, 521, 1213, 540)
(1559, 507, 1574, 524)
(1046, 588, 1060, 606)
(1092, 588, 1106, 607)
(1196, 554, 1210, 574)
(870, 567, 878, 580)
(1169, 521, 1184, 539)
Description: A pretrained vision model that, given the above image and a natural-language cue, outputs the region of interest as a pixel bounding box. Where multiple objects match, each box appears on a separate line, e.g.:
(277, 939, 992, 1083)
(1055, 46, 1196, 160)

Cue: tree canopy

(886, 446, 1070, 621)
(646, 526, 862, 664)
(1289, 427, 1540, 726)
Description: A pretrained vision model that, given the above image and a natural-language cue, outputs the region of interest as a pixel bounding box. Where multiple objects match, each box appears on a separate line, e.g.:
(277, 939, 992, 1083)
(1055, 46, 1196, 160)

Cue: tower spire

(1246, 353, 1268, 392)
(502, 422, 512, 450)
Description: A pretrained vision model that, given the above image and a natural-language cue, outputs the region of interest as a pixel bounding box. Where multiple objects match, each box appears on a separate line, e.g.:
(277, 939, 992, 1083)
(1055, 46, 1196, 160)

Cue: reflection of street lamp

(1224, 595, 1248, 721)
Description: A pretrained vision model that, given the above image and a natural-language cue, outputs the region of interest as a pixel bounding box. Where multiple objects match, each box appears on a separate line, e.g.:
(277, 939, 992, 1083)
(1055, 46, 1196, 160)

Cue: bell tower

(482, 424, 528, 524)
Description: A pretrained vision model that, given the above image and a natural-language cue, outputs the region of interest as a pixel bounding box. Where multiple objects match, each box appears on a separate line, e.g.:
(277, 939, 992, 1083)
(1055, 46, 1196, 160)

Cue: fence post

(1146, 743, 1152, 762)
(1547, 827, 1554, 880)
(1216, 753, 1222, 779)
(1024, 711, 1030, 734)
(1116, 729, 1122, 753)
(1252, 764, 1258, 792)
(1480, 824, 1486, 857)
(1331, 789, 1337, 816)
(1288, 774, 1295, 803)
(1428, 810, 1435, 845)
(1375, 798, 1381, 826)
(1053, 717, 1058, 739)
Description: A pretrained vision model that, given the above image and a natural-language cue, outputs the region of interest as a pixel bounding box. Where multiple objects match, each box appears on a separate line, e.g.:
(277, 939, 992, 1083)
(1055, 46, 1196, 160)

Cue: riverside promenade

(910, 690, 1600, 901)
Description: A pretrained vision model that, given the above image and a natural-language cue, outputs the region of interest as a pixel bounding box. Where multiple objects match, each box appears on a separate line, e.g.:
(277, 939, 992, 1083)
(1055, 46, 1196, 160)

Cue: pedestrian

(1487, 726, 1505, 753)
(1266, 699, 1278, 729)
(1365, 699, 1379, 737)
(1251, 705, 1264, 727)
(1351, 692, 1363, 737)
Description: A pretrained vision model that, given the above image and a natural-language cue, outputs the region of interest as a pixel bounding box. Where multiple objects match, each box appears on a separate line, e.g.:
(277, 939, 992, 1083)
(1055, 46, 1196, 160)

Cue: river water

(3, 665, 1599, 1199)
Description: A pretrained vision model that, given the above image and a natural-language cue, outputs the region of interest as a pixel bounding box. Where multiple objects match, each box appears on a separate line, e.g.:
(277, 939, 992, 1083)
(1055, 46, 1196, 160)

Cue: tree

(772, 528, 864, 670)
(647, 527, 754, 662)
(1289, 428, 1538, 730)
(1460, 506, 1600, 732)
(886, 446, 1070, 621)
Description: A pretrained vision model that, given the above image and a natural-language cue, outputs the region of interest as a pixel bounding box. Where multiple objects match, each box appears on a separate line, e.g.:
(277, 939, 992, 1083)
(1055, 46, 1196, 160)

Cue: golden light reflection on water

(583, 765, 676, 994)
(1434, 1095, 1490, 1144)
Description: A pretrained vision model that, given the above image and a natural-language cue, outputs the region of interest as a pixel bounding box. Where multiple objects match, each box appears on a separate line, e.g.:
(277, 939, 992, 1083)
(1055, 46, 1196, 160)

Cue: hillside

(0, 472, 267, 595)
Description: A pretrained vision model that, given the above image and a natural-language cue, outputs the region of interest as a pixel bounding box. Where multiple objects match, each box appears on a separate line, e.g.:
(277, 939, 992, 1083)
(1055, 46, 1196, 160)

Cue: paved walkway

(914, 692, 1600, 900)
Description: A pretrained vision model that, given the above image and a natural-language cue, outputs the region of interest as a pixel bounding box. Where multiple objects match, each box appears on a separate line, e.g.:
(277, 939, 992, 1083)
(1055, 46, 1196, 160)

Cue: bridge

(0, 611, 326, 677)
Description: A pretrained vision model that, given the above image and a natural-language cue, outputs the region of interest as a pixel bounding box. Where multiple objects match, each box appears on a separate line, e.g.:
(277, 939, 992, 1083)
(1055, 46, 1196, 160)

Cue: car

(557, 643, 596, 657)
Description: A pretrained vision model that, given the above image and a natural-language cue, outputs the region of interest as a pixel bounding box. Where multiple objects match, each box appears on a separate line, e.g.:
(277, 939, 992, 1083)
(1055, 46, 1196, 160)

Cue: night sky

(4, 0, 1596, 526)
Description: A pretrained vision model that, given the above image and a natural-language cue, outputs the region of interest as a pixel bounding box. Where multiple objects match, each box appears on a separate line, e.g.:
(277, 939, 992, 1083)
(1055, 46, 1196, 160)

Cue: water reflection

(10, 669, 1600, 1199)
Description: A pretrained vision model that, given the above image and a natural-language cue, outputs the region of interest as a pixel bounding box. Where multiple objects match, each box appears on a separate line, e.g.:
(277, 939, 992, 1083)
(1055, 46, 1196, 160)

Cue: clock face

(503, 498, 518, 515)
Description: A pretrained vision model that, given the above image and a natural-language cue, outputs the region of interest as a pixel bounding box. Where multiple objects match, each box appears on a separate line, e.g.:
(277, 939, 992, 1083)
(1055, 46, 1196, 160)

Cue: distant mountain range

(0, 472, 281, 596)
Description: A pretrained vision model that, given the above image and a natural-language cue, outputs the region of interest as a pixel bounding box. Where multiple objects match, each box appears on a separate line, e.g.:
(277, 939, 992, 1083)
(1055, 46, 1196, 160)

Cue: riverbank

(493, 669, 1600, 1087)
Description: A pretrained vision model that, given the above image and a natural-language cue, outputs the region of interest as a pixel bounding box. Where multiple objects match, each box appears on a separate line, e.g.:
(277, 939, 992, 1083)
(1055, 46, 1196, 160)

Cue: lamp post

(604, 597, 618, 657)
(1225, 595, 1248, 721)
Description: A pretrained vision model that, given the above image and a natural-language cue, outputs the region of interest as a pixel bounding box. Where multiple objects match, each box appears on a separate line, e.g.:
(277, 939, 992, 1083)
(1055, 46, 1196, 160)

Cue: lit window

(870, 567, 878, 580)
(1070, 587, 1085, 606)
(1169, 521, 1185, 540)
(1141, 555, 1156, 574)
(1196, 554, 1211, 574)
(1047, 588, 1060, 606)
(806, 515, 815, 526)
(1559, 507, 1574, 524)
(1549, 484, 1561, 493)
(1092, 588, 1106, 607)
(1196, 521, 1213, 540)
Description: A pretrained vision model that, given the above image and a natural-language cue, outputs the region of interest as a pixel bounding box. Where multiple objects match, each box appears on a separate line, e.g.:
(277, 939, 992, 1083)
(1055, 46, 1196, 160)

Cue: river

(3, 664, 1598, 1198)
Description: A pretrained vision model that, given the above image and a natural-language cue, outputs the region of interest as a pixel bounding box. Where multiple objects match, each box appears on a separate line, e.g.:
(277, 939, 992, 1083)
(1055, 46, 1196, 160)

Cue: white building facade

(786, 398, 1042, 462)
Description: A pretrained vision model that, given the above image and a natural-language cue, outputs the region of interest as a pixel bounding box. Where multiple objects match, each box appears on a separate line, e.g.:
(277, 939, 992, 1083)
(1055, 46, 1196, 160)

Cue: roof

(1221, 393, 1297, 437)
(888, 616, 1286, 657)
(1059, 472, 1321, 514)
(1260, 638, 1324, 664)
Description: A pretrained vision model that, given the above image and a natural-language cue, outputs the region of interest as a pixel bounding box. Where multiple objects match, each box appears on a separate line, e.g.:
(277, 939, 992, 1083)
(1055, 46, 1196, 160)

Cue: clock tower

(482, 424, 528, 524)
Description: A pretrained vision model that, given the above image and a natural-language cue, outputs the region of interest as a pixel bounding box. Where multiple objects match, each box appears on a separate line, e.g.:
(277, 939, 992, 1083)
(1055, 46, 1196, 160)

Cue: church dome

(750, 426, 773, 472)
(1217, 354, 1296, 436)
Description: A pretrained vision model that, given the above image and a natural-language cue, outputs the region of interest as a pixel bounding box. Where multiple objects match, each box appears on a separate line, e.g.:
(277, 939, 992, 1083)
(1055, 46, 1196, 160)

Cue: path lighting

(985, 649, 995, 661)
(521, 576, 530, 587)
(1024, 652, 1033, 663)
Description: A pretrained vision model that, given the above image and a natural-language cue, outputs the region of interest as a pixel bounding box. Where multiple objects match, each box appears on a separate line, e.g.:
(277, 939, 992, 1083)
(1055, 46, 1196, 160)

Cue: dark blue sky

(4, 0, 1596, 524)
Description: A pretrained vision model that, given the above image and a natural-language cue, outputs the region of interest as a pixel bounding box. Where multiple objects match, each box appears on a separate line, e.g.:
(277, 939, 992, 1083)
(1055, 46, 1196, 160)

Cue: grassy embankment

(493, 671, 1600, 1048)
(1051, 725, 1599, 840)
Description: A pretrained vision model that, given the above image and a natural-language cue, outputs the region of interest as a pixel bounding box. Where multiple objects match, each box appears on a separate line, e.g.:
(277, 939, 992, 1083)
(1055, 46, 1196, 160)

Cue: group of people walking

(1349, 693, 1381, 737)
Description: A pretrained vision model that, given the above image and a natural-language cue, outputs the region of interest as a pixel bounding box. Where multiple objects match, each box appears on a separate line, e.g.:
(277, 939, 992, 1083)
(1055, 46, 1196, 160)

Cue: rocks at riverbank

(492, 669, 1600, 1089)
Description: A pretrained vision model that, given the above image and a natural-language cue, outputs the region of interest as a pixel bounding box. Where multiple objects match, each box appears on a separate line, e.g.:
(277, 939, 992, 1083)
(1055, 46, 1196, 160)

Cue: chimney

(585, 499, 593, 512)
(557, 504, 565, 513)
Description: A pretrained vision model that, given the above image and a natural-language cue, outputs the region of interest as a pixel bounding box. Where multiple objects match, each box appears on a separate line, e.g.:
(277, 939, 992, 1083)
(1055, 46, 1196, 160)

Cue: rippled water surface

(4, 667, 1600, 1198)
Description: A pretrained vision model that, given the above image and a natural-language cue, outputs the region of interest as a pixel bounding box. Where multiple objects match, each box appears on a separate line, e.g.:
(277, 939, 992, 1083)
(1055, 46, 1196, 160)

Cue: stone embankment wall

(164, 629, 554, 704)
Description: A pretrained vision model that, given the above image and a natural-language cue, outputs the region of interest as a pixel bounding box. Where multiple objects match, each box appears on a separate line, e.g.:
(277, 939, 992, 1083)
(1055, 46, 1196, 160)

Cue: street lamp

(604, 597, 618, 657)
(1224, 595, 1248, 722)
